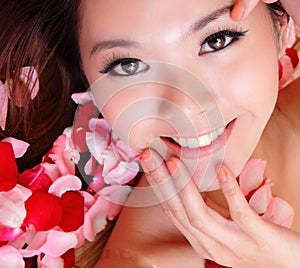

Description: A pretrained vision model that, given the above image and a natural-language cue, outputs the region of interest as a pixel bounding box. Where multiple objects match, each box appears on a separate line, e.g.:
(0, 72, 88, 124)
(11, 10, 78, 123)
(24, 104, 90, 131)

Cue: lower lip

(161, 120, 235, 159)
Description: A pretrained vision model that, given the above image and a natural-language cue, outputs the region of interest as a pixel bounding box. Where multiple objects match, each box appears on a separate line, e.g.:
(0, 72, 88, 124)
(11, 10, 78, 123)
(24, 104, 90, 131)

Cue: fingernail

(140, 150, 151, 161)
(140, 149, 163, 174)
(231, 0, 245, 20)
(166, 160, 177, 175)
(216, 165, 228, 183)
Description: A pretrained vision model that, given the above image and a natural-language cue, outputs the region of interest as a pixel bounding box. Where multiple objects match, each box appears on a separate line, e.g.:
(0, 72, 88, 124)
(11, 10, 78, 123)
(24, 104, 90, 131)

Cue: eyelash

(99, 27, 248, 75)
(199, 28, 248, 55)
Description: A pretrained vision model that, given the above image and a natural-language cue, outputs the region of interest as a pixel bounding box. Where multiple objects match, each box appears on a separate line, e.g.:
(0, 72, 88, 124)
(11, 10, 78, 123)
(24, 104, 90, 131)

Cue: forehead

(79, 0, 235, 38)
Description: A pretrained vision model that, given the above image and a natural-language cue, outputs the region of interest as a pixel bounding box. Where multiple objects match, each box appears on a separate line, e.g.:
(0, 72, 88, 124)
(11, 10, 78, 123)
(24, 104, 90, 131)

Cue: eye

(100, 58, 149, 76)
(199, 30, 247, 55)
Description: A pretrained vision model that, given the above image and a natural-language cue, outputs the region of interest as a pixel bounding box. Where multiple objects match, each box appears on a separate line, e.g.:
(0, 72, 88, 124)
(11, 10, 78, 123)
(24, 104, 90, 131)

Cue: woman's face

(78, 0, 280, 191)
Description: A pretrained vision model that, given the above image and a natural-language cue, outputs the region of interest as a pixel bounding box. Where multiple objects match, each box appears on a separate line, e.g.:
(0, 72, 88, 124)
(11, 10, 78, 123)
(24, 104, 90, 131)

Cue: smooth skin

(78, 0, 300, 267)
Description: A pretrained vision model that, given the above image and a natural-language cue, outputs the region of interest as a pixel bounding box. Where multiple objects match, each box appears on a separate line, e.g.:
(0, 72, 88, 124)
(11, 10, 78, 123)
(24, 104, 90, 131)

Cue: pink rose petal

(0, 245, 25, 268)
(0, 186, 30, 228)
(48, 175, 82, 197)
(2, 137, 29, 158)
(47, 135, 75, 176)
(39, 230, 77, 258)
(262, 197, 294, 228)
(239, 158, 266, 196)
(104, 161, 139, 185)
(19, 66, 39, 100)
(0, 82, 9, 131)
(86, 118, 111, 164)
(38, 255, 64, 268)
(249, 184, 272, 214)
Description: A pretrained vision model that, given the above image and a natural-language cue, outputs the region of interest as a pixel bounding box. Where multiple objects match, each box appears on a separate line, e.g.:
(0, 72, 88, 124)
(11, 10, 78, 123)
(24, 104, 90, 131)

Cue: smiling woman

(74, 0, 300, 267)
(1, 0, 300, 267)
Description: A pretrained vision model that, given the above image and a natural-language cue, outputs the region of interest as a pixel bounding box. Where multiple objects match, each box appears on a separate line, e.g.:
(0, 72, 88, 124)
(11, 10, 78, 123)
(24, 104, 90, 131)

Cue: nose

(91, 62, 223, 148)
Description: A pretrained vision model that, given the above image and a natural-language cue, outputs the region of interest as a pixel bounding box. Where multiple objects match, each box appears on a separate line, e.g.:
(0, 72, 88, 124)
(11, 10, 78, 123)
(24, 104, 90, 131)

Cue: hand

(231, 0, 300, 26)
(140, 149, 300, 267)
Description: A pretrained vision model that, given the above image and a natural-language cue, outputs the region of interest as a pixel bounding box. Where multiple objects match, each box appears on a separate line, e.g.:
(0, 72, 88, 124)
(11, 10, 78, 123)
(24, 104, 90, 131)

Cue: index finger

(231, 0, 277, 20)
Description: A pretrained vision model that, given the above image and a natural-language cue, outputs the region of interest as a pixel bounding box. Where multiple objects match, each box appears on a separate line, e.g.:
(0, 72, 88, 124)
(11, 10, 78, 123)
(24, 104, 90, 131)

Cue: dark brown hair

(0, 0, 88, 170)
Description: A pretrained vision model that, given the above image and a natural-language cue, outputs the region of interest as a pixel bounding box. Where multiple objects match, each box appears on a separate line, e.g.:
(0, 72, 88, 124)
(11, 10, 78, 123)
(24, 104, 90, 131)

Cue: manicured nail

(166, 160, 177, 175)
(217, 165, 228, 183)
(231, 0, 245, 20)
(140, 150, 151, 161)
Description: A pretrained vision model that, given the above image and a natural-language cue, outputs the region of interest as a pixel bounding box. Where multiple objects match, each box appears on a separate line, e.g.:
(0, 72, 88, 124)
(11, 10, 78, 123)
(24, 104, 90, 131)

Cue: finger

(140, 150, 214, 258)
(140, 149, 180, 202)
(230, 0, 258, 20)
(231, 0, 277, 20)
(217, 164, 264, 235)
(202, 193, 230, 219)
(167, 158, 240, 240)
(167, 158, 251, 261)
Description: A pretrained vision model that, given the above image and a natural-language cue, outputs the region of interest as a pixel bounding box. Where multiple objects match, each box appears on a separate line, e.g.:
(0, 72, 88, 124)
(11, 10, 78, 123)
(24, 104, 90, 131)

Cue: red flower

(58, 191, 84, 232)
(18, 165, 52, 192)
(22, 191, 63, 231)
(0, 142, 18, 192)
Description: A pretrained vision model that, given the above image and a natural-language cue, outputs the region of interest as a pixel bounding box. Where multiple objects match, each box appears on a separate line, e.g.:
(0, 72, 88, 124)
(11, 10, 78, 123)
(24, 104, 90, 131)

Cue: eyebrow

(90, 40, 140, 57)
(90, 4, 233, 57)
(186, 4, 233, 35)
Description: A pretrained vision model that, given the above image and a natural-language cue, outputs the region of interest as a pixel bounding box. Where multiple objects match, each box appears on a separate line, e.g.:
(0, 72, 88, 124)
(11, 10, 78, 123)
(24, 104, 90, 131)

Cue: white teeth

(173, 126, 226, 149)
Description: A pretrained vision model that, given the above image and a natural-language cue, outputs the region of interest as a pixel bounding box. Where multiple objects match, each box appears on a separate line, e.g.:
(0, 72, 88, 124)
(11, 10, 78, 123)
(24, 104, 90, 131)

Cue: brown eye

(207, 36, 226, 50)
(199, 30, 248, 55)
(120, 60, 140, 75)
(111, 58, 149, 76)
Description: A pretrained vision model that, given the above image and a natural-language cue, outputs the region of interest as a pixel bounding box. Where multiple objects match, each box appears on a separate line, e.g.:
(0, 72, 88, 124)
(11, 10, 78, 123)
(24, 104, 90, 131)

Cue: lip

(161, 119, 235, 159)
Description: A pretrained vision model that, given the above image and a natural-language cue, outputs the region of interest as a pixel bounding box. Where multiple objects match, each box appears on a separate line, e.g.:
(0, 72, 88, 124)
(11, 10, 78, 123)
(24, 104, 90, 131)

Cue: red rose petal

(205, 260, 230, 268)
(0, 142, 18, 192)
(286, 48, 299, 68)
(58, 191, 84, 232)
(23, 191, 63, 231)
(62, 248, 75, 268)
(18, 165, 52, 192)
(278, 60, 283, 80)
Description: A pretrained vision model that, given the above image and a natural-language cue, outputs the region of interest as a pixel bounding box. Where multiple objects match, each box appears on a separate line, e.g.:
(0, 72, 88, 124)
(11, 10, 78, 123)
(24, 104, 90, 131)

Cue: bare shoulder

(94, 175, 205, 267)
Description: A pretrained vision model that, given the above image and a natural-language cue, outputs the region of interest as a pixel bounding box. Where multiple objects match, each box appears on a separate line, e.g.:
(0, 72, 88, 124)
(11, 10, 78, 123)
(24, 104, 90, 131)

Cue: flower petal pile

(0, 93, 140, 267)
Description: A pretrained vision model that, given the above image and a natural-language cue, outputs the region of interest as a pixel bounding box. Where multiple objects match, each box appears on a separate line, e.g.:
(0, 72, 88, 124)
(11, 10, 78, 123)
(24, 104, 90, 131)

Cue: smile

(161, 120, 234, 158)
(171, 126, 225, 149)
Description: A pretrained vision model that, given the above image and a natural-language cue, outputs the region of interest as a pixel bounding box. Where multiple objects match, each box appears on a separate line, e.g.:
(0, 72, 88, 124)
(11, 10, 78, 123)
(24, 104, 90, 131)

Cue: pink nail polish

(217, 165, 228, 183)
(231, 0, 245, 20)
(140, 150, 151, 161)
(166, 160, 177, 175)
